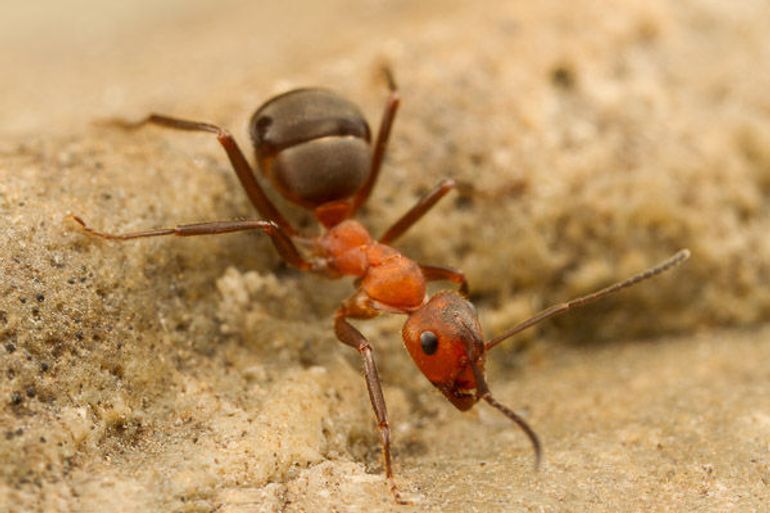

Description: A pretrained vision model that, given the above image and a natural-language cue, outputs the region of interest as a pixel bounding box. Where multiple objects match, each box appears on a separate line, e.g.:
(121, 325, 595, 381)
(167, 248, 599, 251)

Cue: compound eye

(420, 331, 439, 355)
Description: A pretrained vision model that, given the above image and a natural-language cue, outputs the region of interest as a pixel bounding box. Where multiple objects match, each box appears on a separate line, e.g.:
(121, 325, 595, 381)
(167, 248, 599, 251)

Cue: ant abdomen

(249, 88, 373, 209)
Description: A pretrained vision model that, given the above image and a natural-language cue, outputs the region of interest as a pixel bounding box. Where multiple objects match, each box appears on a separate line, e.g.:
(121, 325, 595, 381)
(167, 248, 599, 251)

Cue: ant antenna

(469, 359, 542, 468)
(483, 392, 542, 469)
(486, 249, 691, 351)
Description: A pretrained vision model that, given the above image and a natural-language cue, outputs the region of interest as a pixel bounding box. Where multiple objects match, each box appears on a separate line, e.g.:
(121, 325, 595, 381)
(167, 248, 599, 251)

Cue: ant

(69, 69, 690, 504)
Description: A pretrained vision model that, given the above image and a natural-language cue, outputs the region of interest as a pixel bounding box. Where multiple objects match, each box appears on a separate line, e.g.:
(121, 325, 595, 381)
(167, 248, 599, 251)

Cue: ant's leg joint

(215, 127, 233, 142)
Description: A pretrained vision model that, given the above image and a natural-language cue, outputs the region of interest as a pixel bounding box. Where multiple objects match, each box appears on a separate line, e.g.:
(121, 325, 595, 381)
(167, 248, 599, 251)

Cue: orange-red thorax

(318, 220, 426, 311)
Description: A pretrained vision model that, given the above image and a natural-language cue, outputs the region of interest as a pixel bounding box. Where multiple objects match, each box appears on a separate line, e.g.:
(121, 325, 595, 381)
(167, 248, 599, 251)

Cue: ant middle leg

(379, 178, 457, 244)
(99, 114, 296, 236)
(68, 215, 311, 271)
(333, 309, 410, 505)
(419, 264, 469, 297)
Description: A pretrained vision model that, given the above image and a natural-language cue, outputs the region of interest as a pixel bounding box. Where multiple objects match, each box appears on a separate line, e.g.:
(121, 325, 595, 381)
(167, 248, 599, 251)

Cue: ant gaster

(69, 69, 690, 504)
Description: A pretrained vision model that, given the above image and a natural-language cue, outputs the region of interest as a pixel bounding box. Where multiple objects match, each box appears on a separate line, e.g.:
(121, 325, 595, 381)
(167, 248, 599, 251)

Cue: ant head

(401, 250, 689, 470)
(403, 290, 543, 466)
(402, 291, 486, 411)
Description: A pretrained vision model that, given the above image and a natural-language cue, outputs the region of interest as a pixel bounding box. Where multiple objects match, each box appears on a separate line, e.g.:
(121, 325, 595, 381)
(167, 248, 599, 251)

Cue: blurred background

(1, 0, 466, 135)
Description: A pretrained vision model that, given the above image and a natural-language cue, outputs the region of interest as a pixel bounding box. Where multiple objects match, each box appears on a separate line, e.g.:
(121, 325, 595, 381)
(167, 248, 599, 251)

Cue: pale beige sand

(1, 1, 769, 511)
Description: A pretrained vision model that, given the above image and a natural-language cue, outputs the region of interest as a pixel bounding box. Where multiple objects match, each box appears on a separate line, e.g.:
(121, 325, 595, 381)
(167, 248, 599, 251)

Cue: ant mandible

(69, 69, 690, 504)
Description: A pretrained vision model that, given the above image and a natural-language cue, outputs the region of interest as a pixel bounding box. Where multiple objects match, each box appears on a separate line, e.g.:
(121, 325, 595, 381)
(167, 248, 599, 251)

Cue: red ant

(69, 69, 690, 504)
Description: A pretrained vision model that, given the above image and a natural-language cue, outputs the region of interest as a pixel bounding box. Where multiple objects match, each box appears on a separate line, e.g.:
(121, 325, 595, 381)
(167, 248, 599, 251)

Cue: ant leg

(334, 309, 410, 505)
(349, 67, 400, 216)
(379, 178, 456, 244)
(68, 215, 311, 271)
(100, 114, 297, 235)
(419, 264, 469, 297)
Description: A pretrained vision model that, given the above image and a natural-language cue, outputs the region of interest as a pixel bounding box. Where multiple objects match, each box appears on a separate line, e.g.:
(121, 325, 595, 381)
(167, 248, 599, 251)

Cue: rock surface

(1, 1, 769, 511)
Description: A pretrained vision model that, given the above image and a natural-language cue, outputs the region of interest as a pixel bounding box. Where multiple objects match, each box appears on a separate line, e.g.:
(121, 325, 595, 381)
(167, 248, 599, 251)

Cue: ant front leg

(333, 307, 410, 505)
(67, 215, 311, 271)
(99, 114, 297, 236)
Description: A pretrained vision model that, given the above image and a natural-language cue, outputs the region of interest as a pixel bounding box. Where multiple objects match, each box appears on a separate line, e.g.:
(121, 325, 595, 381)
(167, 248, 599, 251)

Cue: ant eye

(420, 331, 439, 355)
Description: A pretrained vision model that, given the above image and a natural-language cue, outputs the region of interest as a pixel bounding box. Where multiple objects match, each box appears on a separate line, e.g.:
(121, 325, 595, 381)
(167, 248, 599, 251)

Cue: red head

(402, 290, 542, 466)
(402, 291, 485, 411)
(399, 249, 692, 470)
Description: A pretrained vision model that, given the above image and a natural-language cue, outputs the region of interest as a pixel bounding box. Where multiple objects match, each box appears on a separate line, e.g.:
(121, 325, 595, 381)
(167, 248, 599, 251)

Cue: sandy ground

(1, 1, 769, 512)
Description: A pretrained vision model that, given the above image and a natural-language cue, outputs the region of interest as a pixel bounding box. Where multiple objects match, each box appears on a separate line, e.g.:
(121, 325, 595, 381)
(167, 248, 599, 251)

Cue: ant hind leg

(67, 214, 311, 271)
(98, 114, 297, 235)
(349, 67, 401, 216)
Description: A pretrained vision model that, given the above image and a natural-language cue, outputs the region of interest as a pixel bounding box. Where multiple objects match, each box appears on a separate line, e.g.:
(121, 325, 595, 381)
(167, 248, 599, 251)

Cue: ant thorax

(318, 219, 426, 312)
